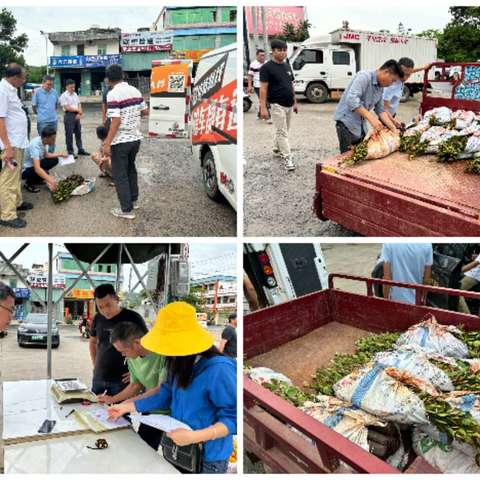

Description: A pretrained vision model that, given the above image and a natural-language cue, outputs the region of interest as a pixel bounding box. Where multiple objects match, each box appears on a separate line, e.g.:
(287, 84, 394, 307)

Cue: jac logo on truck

(191, 54, 237, 146)
(341, 32, 360, 41)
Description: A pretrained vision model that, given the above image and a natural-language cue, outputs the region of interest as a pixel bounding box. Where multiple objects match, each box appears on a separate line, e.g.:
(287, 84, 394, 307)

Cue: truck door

(149, 60, 192, 138)
(291, 48, 327, 90)
(329, 49, 354, 89)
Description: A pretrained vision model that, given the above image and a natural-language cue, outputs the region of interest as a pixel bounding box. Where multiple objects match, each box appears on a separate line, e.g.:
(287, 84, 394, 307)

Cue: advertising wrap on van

(191, 53, 237, 146)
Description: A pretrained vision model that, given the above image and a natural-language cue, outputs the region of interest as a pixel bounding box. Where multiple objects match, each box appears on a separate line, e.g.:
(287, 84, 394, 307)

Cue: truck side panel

(244, 288, 333, 359)
(332, 289, 480, 332)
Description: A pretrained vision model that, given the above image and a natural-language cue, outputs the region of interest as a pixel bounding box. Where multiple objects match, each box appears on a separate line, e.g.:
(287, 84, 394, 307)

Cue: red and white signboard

(245, 6, 305, 36)
(121, 31, 173, 53)
(191, 54, 237, 146)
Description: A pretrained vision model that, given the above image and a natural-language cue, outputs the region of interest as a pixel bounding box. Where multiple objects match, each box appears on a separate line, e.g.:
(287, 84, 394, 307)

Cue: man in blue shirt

(381, 243, 433, 305)
(32, 75, 59, 136)
(22, 126, 66, 193)
(334, 59, 403, 153)
(383, 57, 431, 128)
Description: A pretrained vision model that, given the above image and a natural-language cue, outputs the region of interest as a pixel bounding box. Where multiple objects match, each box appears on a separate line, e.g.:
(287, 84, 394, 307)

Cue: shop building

(191, 274, 236, 323)
(153, 6, 237, 63)
(56, 252, 118, 321)
(48, 27, 122, 96)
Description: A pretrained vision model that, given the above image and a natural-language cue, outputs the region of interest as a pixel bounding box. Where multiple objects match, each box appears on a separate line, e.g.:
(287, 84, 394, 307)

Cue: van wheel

(400, 84, 411, 103)
(306, 83, 329, 103)
(202, 151, 224, 203)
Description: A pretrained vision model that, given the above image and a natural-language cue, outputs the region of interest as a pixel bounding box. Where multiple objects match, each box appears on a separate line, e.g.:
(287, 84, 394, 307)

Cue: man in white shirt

(59, 79, 89, 158)
(247, 49, 267, 119)
(102, 64, 148, 220)
(383, 57, 431, 127)
(0, 63, 33, 229)
(458, 251, 480, 314)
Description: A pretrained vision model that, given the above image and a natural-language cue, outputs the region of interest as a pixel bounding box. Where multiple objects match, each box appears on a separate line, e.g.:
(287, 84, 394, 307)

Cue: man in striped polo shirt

(102, 64, 148, 219)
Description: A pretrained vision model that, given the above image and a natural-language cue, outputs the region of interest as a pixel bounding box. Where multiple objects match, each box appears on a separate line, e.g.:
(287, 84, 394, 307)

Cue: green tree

(179, 285, 206, 312)
(438, 6, 480, 61)
(26, 65, 47, 84)
(276, 20, 311, 43)
(0, 8, 28, 78)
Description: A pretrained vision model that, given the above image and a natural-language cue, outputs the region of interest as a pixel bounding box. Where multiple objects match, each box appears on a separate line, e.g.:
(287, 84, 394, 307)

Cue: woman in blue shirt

(108, 301, 237, 474)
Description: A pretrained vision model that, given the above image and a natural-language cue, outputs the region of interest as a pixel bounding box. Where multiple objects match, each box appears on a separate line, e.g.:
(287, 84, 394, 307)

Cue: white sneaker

(111, 208, 136, 219)
(133, 202, 139, 210)
(284, 156, 296, 171)
(267, 118, 273, 124)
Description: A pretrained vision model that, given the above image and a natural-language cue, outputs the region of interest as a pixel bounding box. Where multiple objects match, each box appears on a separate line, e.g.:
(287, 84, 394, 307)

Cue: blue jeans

(91, 377, 125, 396)
(201, 459, 229, 474)
(37, 120, 57, 136)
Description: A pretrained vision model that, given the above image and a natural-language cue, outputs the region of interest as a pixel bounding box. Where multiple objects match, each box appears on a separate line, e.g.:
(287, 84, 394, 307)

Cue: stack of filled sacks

(400, 107, 480, 166)
(332, 315, 480, 473)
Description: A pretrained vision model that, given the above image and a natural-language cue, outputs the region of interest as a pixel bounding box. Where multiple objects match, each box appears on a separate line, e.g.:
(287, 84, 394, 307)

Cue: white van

(148, 59, 193, 138)
(191, 44, 237, 210)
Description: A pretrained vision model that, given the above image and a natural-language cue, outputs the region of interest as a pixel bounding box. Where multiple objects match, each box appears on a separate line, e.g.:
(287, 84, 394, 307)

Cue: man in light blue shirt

(22, 125, 66, 193)
(32, 75, 59, 136)
(334, 59, 402, 153)
(383, 57, 431, 127)
(381, 243, 433, 305)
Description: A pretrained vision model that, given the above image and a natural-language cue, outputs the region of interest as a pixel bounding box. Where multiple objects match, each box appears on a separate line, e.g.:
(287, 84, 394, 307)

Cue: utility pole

(260, 6, 268, 53)
(251, 6, 259, 49)
(40, 30, 49, 75)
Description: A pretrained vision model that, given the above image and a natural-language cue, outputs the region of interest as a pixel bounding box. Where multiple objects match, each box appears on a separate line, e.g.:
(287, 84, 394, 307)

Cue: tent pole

(116, 244, 123, 292)
(47, 243, 53, 379)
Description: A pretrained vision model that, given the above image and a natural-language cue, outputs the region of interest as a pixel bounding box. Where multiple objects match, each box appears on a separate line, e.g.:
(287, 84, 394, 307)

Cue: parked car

(17, 313, 60, 348)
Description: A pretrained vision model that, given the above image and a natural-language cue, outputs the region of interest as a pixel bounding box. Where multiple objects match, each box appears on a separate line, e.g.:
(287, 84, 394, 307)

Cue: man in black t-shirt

(259, 39, 297, 172)
(89, 284, 147, 396)
(219, 313, 237, 358)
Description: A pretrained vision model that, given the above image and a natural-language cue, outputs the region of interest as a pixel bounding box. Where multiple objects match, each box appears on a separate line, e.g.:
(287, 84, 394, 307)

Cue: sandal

(24, 183, 40, 193)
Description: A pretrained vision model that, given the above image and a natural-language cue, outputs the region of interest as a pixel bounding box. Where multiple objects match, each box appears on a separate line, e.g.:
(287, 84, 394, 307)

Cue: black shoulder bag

(160, 435, 203, 473)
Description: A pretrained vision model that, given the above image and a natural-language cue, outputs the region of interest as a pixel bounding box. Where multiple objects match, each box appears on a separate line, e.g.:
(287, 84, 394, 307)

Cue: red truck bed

(314, 61, 480, 237)
(314, 152, 480, 236)
(244, 274, 480, 473)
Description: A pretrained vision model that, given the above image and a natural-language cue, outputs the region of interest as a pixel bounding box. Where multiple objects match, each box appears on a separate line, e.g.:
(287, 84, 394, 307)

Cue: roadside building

(55, 252, 118, 321)
(0, 262, 30, 321)
(120, 28, 173, 94)
(153, 6, 237, 65)
(27, 271, 65, 322)
(191, 274, 236, 323)
(48, 27, 122, 96)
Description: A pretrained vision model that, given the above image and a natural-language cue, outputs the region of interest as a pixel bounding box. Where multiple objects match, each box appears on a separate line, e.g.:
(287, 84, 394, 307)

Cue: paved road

(244, 96, 422, 236)
(0, 105, 236, 237)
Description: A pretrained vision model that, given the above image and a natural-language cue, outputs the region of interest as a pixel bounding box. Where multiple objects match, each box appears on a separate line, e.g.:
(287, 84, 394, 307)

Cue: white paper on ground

(58, 154, 75, 166)
(130, 414, 192, 432)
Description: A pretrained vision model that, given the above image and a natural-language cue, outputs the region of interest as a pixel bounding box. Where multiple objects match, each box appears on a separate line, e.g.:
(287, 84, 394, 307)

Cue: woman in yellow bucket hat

(108, 301, 237, 474)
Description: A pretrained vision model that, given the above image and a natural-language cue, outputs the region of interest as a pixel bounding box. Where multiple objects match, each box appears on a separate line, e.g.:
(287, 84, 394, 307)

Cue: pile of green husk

(51, 174, 85, 203)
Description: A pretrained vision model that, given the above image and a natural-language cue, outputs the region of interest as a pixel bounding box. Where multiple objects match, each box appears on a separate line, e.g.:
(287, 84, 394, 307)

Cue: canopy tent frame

(0, 243, 176, 379)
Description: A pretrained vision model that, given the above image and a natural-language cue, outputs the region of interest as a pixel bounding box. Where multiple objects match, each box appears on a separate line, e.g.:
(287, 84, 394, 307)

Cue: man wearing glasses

(0, 281, 15, 332)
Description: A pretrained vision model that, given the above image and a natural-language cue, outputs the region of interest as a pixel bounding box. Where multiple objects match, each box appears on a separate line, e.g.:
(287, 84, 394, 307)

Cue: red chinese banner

(245, 6, 305, 36)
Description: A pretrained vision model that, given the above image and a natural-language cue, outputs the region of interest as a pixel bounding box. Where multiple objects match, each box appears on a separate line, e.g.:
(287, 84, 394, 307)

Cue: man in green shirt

(97, 321, 167, 411)
(97, 321, 168, 450)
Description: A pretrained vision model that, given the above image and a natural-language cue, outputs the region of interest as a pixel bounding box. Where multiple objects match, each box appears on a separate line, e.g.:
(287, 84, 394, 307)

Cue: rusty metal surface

(322, 151, 480, 216)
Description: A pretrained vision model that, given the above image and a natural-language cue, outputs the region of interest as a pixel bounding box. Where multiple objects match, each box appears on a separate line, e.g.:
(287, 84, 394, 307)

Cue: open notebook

(73, 406, 130, 433)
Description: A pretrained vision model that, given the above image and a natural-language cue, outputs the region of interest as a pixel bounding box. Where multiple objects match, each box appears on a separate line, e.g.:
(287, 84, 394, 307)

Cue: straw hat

(141, 301, 214, 356)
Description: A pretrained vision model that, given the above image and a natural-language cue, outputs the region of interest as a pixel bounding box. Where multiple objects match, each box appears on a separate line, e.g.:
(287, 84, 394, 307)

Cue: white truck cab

(291, 28, 437, 103)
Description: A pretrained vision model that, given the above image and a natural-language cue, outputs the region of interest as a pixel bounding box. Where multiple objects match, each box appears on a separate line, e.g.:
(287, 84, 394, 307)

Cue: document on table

(74, 406, 130, 433)
(130, 414, 192, 432)
(58, 154, 75, 166)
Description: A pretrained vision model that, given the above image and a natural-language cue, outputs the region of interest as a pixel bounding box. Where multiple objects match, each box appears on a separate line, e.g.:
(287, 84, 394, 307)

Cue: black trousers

(22, 158, 59, 185)
(111, 140, 140, 212)
(336, 121, 366, 154)
(64, 112, 83, 154)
